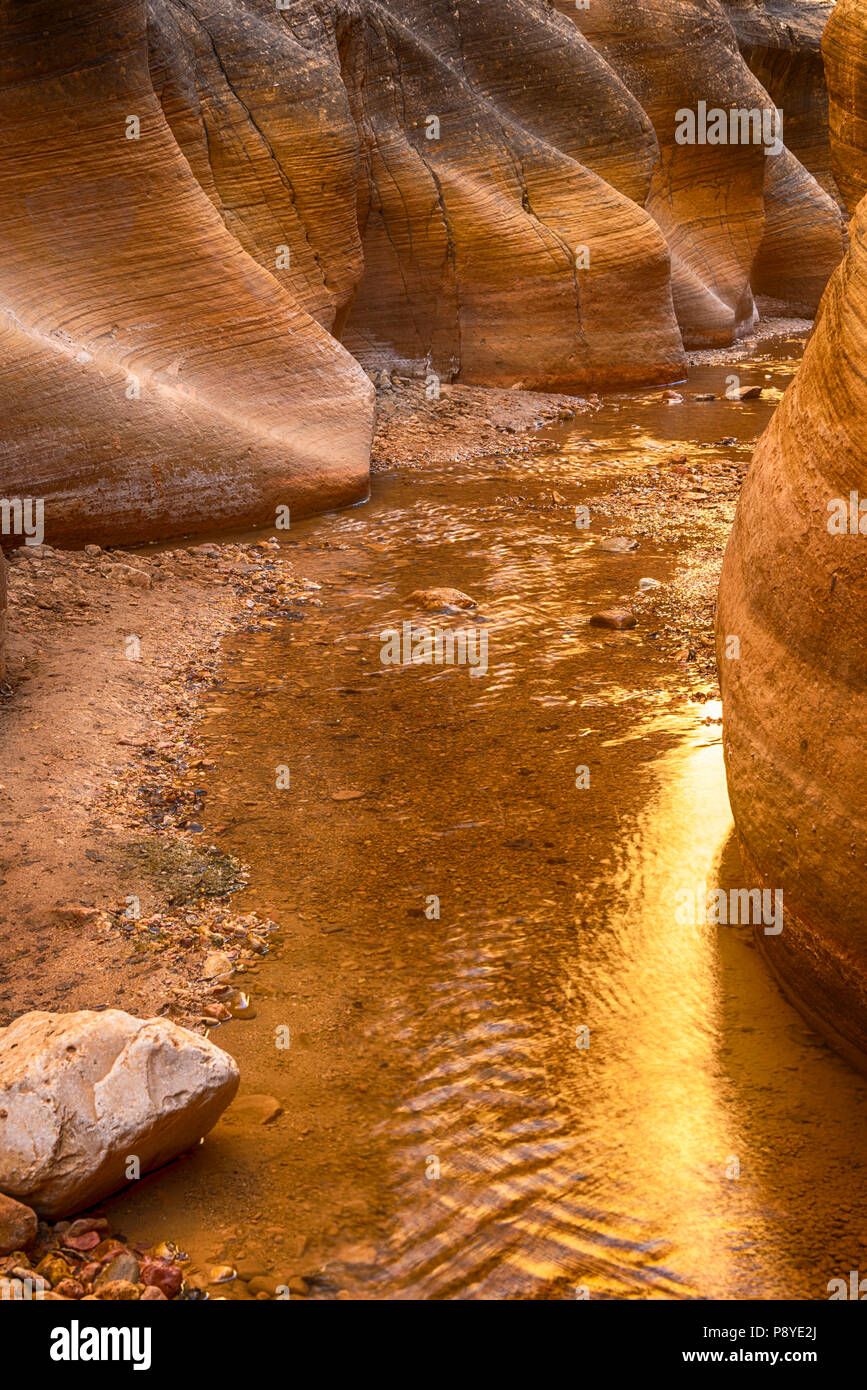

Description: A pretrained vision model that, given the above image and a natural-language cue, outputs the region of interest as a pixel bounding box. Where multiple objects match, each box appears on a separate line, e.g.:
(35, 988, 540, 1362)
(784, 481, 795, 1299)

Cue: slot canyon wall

(717, 0, 867, 1064)
(0, 0, 850, 675)
(0, 0, 846, 544)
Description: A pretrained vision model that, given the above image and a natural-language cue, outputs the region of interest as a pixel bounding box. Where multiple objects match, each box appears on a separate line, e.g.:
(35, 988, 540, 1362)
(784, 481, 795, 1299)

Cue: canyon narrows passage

(102, 340, 867, 1301)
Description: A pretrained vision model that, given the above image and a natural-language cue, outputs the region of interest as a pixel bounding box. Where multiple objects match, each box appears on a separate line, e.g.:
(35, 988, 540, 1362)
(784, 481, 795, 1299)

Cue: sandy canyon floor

(3, 320, 866, 1301)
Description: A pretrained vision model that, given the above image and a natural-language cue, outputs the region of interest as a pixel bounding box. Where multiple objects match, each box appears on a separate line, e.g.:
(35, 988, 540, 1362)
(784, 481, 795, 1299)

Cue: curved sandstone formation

(717, 194, 867, 1065)
(723, 0, 842, 205)
(558, 0, 844, 340)
(824, 0, 867, 214)
(0, 0, 848, 560)
(148, 0, 686, 392)
(0, 0, 375, 548)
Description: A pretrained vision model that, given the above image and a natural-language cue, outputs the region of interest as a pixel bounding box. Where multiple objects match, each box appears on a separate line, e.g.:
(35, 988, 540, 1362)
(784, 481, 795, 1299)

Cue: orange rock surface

(559, 0, 844, 339)
(149, 0, 686, 392)
(718, 48, 867, 1065)
(824, 0, 867, 214)
(0, 0, 848, 576)
(0, 0, 374, 549)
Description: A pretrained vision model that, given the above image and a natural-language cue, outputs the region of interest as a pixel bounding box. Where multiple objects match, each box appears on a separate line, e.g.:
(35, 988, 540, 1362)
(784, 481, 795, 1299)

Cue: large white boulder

(0, 1010, 240, 1218)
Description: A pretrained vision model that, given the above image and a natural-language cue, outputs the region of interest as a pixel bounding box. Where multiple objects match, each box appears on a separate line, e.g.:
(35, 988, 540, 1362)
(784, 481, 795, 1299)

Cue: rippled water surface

(109, 339, 867, 1299)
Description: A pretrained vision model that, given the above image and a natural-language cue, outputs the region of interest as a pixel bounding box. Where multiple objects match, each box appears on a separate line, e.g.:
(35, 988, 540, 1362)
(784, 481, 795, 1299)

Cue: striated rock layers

(716, 191, 867, 1065)
(0, 0, 375, 549)
(824, 0, 867, 215)
(558, 0, 845, 342)
(147, 0, 686, 392)
(0, 1010, 239, 1218)
(0, 0, 847, 560)
(723, 0, 842, 204)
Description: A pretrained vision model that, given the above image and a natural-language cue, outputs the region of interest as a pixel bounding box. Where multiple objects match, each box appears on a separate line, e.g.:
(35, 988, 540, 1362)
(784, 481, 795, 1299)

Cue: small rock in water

(662, 389, 683, 403)
(598, 536, 638, 553)
(732, 384, 763, 400)
(589, 608, 638, 631)
(692, 393, 717, 402)
(0, 1193, 38, 1256)
(248, 1273, 282, 1297)
(409, 587, 476, 612)
(638, 577, 662, 591)
(203, 950, 233, 979)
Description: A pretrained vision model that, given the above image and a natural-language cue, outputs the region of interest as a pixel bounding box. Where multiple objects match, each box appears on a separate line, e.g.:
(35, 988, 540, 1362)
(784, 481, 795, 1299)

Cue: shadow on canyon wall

(718, 0, 867, 1068)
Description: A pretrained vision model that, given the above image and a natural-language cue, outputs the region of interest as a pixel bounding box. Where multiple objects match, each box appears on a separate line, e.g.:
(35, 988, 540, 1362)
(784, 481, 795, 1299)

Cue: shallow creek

(107, 338, 867, 1300)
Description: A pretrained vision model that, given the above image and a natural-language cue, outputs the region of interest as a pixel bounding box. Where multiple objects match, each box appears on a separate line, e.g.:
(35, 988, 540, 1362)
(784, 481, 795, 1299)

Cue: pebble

(598, 536, 638, 553)
(638, 578, 662, 592)
(95, 1279, 142, 1300)
(36, 1253, 72, 1285)
(203, 950, 234, 979)
(95, 1250, 141, 1287)
(0, 1193, 38, 1257)
(408, 587, 476, 611)
(221, 1094, 283, 1126)
(140, 1258, 183, 1298)
(589, 608, 638, 631)
(248, 1273, 282, 1297)
(54, 1278, 86, 1298)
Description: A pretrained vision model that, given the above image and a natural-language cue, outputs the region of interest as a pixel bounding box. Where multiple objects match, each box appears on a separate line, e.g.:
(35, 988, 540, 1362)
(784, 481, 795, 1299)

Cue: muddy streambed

(106, 337, 867, 1300)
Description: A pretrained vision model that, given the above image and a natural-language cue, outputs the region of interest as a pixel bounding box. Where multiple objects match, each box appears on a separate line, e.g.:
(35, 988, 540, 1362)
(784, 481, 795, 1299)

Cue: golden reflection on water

(108, 339, 867, 1300)
(578, 722, 740, 1296)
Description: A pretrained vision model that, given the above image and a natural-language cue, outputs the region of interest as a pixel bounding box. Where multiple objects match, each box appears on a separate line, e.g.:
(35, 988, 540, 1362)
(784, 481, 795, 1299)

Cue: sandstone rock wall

(723, 0, 842, 203)
(149, 0, 687, 393)
(824, 0, 867, 214)
(0, 0, 374, 548)
(717, 0, 867, 1060)
(0, 0, 848, 551)
(556, 0, 844, 339)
